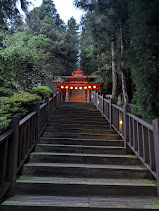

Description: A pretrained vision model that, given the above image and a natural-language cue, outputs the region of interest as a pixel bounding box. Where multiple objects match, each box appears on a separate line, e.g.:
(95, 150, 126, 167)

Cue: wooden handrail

(0, 91, 61, 201)
(91, 90, 159, 195)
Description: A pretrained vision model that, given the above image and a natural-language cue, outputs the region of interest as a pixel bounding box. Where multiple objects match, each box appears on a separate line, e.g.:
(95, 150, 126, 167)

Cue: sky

(28, 0, 83, 24)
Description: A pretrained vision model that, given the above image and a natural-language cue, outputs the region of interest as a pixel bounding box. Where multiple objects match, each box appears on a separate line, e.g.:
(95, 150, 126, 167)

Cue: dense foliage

(26, 0, 79, 76)
(0, 117, 11, 134)
(0, 0, 79, 133)
(0, 88, 43, 134)
(0, 0, 28, 29)
(0, 92, 42, 117)
(32, 86, 52, 100)
(0, 0, 158, 132)
(0, 31, 50, 90)
(75, 0, 159, 122)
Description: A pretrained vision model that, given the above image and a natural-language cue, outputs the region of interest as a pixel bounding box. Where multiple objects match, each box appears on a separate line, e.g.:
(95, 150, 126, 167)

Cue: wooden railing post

(97, 91, 99, 110)
(109, 98, 116, 130)
(58, 91, 61, 105)
(153, 119, 159, 195)
(8, 116, 20, 194)
(34, 103, 40, 143)
(123, 105, 131, 149)
(102, 94, 104, 115)
(91, 91, 93, 103)
(45, 97, 49, 123)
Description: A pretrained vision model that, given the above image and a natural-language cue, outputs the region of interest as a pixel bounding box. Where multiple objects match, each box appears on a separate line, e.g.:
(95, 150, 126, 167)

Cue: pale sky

(28, 0, 83, 24)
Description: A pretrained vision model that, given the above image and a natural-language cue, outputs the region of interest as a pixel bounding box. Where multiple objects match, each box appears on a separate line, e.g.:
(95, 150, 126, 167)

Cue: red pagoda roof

(72, 69, 84, 76)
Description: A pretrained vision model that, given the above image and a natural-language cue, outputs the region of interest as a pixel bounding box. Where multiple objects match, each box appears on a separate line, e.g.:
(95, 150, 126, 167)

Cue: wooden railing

(0, 91, 61, 201)
(92, 90, 159, 194)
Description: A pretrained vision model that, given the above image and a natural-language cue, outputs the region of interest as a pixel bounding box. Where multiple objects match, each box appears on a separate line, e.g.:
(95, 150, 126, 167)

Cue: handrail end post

(153, 119, 159, 195)
(7, 116, 20, 194)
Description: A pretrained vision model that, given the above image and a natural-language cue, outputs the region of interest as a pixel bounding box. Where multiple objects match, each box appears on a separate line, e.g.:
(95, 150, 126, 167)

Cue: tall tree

(80, 16, 95, 75)
(0, 0, 28, 29)
(127, 0, 159, 121)
(0, 31, 51, 89)
(64, 17, 79, 75)
(27, 1, 79, 77)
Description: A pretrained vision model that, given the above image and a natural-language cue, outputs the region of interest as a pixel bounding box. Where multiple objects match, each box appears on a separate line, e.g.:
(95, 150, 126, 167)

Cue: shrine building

(55, 69, 102, 102)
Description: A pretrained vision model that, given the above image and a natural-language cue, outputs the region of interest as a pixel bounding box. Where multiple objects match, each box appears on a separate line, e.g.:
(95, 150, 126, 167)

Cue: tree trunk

(120, 24, 129, 105)
(111, 35, 117, 99)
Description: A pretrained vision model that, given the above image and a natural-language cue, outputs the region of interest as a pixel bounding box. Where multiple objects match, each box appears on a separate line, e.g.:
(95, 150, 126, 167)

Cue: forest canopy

(0, 0, 159, 123)
(74, 0, 159, 122)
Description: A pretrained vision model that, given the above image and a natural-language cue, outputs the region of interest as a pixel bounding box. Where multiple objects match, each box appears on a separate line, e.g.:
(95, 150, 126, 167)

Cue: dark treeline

(74, 0, 159, 122)
(0, 0, 79, 90)
(0, 0, 159, 123)
(0, 0, 79, 131)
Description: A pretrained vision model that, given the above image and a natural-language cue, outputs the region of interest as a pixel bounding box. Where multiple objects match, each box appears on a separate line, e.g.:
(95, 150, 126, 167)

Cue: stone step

(15, 176, 157, 197)
(47, 123, 110, 129)
(30, 152, 140, 165)
(49, 119, 108, 124)
(50, 116, 107, 124)
(2, 195, 159, 210)
(44, 127, 117, 135)
(22, 163, 152, 179)
(39, 137, 124, 147)
(2, 194, 159, 211)
(42, 132, 121, 140)
(51, 113, 103, 118)
(35, 144, 125, 154)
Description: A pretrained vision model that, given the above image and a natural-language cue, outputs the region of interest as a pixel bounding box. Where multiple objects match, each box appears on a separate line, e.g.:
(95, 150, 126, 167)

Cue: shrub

(0, 117, 11, 134)
(0, 87, 17, 97)
(130, 104, 142, 118)
(0, 92, 42, 118)
(32, 86, 52, 100)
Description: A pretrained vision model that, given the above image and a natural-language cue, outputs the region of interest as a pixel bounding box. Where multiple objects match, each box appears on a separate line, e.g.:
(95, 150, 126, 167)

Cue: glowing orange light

(79, 87, 82, 90)
(61, 86, 64, 89)
(93, 85, 96, 89)
(97, 100, 100, 105)
(88, 86, 91, 89)
(75, 87, 78, 90)
(120, 120, 123, 125)
(70, 87, 73, 90)
(65, 86, 69, 89)
(84, 86, 87, 89)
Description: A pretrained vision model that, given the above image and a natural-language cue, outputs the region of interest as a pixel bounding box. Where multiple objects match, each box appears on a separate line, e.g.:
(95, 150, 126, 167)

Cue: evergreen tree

(0, 0, 28, 29)
(27, 1, 79, 77)
(127, 0, 159, 121)
(64, 17, 79, 75)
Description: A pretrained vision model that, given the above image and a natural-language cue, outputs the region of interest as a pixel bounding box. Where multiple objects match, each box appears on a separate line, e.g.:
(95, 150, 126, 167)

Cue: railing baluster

(143, 126, 150, 163)
(7, 117, 19, 193)
(2, 139, 8, 182)
(137, 123, 143, 157)
(91, 91, 157, 183)
(148, 129, 155, 171)
(134, 120, 138, 151)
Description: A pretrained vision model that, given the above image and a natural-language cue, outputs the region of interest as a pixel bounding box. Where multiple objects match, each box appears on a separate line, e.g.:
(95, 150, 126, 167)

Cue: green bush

(0, 87, 17, 97)
(130, 104, 142, 118)
(0, 117, 11, 134)
(0, 92, 42, 118)
(32, 86, 52, 100)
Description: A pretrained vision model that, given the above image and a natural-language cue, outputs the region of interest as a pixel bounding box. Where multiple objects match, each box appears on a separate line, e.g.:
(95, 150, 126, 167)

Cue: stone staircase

(70, 89, 86, 102)
(1, 102, 159, 210)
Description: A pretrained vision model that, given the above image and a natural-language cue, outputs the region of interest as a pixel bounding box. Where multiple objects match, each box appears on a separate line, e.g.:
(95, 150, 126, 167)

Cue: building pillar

(87, 89, 90, 102)
(66, 89, 70, 102)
